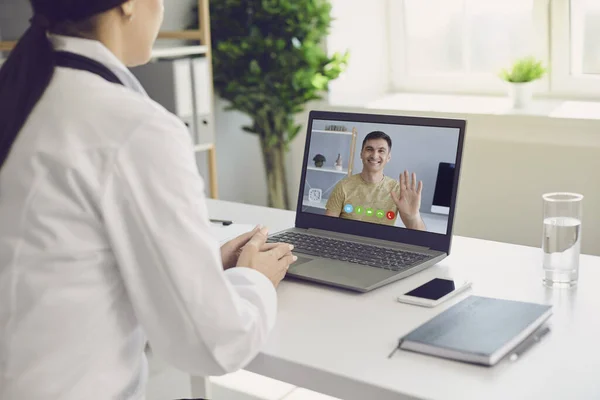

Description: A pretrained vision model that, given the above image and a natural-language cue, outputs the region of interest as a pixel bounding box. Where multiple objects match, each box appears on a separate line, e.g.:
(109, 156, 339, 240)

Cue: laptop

(268, 110, 466, 292)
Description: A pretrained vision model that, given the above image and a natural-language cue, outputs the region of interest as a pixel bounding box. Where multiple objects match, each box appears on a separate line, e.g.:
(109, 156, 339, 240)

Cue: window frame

(550, 0, 600, 98)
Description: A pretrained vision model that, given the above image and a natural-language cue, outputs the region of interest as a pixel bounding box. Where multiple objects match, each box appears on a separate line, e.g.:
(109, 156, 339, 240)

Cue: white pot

(508, 81, 534, 109)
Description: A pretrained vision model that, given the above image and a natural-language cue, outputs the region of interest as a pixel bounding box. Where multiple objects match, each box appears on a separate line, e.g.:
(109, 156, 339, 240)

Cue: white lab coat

(0, 35, 276, 399)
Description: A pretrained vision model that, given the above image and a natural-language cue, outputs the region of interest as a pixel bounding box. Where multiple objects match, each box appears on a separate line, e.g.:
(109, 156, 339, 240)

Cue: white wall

(0, 0, 30, 41)
(160, 0, 197, 31)
(445, 113, 600, 257)
(212, 99, 268, 205)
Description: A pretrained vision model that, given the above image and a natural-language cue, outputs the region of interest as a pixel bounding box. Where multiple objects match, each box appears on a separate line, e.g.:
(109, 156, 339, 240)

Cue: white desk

(203, 199, 600, 400)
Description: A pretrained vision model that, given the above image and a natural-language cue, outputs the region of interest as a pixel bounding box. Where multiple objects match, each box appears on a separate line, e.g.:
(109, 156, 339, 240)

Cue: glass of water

(542, 192, 583, 288)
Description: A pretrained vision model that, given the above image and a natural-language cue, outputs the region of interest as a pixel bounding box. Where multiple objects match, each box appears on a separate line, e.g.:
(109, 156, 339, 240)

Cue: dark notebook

(399, 295, 553, 366)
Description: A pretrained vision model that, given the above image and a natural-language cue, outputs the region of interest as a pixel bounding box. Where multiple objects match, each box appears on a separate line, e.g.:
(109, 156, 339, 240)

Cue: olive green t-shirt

(325, 174, 400, 226)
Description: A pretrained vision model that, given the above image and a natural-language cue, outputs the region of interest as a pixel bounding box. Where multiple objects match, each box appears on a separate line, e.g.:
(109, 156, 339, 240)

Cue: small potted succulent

(313, 154, 326, 168)
(499, 56, 547, 109)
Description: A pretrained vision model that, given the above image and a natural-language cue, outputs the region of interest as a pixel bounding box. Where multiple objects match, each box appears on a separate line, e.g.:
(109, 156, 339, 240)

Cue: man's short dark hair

(362, 131, 392, 151)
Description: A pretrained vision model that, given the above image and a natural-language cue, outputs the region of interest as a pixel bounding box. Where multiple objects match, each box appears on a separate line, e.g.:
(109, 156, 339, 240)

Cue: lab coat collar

(49, 34, 148, 96)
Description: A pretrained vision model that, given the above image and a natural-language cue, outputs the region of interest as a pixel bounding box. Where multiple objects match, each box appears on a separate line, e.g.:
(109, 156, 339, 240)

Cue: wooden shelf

(194, 143, 214, 152)
(157, 30, 203, 41)
(312, 129, 353, 136)
(0, 41, 16, 51)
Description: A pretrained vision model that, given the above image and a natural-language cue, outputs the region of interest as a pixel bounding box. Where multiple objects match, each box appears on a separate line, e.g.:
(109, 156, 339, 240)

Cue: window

(389, 0, 600, 99)
(390, 0, 547, 95)
(551, 0, 600, 96)
(571, 0, 600, 74)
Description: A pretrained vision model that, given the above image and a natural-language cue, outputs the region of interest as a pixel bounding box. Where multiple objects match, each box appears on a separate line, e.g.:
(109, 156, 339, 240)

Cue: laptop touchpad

(290, 256, 313, 269)
(290, 258, 397, 290)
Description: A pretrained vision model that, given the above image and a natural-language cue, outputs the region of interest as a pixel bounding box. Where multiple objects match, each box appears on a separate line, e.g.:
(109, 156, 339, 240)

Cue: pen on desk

(210, 218, 233, 226)
(509, 326, 551, 361)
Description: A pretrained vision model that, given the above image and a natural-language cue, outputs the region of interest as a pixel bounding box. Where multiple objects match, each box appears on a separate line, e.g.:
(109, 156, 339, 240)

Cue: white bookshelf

(307, 166, 348, 175)
(309, 127, 358, 179)
(150, 45, 208, 60)
(311, 129, 353, 136)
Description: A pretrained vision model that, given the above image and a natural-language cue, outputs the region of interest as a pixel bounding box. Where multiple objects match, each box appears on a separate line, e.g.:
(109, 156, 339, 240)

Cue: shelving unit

(311, 129, 355, 136)
(306, 166, 348, 175)
(150, 45, 208, 59)
(303, 126, 359, 211)
(309, 127, 358, 178)
(0, 0, 219, 199)
(0, 41, 16, 51)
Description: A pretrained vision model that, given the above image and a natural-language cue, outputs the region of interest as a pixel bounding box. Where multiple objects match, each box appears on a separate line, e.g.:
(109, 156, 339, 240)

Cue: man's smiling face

(360, 138, 391, 173)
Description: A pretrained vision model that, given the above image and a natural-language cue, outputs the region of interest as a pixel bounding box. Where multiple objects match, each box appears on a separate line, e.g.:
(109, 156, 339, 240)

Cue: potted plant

(313, 154, 326, 168)
(499, 56, 547, 109)
(193, 1, 349, 209)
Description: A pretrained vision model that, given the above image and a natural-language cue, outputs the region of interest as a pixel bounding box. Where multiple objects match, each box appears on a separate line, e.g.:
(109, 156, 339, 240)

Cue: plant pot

(314, 161, 324, 168)
(508, 81, 534, 109)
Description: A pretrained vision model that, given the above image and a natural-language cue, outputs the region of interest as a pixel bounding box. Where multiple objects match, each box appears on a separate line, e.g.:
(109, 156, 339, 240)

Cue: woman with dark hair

(0, 1, 295, 398)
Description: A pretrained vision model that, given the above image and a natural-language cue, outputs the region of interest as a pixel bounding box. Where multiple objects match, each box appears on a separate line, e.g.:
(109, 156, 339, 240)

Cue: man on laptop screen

(325, 131, 426, 230)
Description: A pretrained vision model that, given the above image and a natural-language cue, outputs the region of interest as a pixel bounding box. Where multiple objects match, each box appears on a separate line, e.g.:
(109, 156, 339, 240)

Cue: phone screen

(404, 278, 457, 300)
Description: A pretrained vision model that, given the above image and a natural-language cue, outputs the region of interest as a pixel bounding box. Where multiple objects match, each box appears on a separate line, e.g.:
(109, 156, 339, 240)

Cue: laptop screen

(300, 118, 461, 235)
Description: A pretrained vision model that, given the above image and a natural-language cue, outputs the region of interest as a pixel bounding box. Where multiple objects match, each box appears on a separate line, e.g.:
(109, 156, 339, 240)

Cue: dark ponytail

(0, 16, 55, 169)
(0, 0, 128, 170)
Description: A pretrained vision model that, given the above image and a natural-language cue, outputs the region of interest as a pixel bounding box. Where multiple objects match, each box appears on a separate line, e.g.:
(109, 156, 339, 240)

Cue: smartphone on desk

(396, 277, 472, 308)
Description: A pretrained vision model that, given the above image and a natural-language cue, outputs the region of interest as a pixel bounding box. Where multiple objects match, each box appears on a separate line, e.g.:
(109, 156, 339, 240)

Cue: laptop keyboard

(267, 231, 430, 272)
